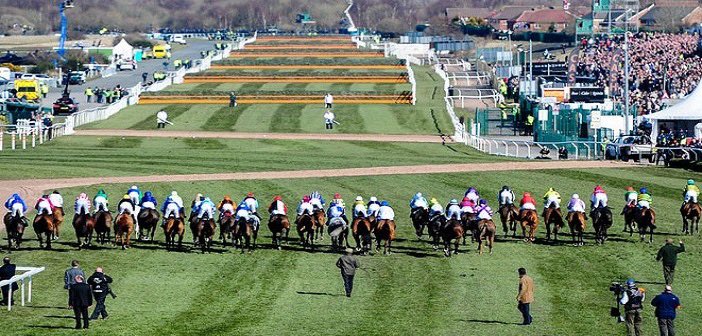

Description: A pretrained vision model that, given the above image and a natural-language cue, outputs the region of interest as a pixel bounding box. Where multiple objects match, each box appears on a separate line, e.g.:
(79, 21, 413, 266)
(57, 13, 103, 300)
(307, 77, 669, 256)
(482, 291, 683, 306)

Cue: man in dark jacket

(651, 285, 680, 336)
(0, 257, 18, 305)
(87, 267, 113, 320)
(69, 275, 93, 329)
(656, 239, 685, 284)
(336, 248, 360, 297)
(64, 260, 85, 305)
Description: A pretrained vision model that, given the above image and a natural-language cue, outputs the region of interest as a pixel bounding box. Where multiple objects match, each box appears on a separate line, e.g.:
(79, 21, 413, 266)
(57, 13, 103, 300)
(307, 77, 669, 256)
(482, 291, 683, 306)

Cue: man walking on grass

(517, 267, 534, 325)
(656, 239, 685, 284)
(651, 285, 680, 336)
(336, 248, 360, 297)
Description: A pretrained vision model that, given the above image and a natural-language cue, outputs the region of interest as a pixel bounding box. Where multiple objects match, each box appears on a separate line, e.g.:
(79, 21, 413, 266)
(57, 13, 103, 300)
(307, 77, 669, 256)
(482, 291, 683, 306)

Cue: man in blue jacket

(651, 285, 681, 336)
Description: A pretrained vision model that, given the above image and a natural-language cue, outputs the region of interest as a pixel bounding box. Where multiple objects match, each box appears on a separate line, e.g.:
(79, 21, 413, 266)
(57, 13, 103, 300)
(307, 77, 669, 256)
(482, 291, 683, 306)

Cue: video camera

(609, 281, 626, 322)
(609, 282, 624, 295)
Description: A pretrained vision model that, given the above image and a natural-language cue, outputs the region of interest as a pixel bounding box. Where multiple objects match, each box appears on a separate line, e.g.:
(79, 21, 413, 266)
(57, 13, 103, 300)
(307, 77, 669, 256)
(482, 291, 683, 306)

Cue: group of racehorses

(410, 206, 495, 257)
(1, 200, 397, 255)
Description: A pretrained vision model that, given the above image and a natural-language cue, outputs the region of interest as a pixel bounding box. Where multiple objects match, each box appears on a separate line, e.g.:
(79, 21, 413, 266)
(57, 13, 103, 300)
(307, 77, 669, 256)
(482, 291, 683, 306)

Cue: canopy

(648, 79, 702, 121)
(112, 39, 133, 61)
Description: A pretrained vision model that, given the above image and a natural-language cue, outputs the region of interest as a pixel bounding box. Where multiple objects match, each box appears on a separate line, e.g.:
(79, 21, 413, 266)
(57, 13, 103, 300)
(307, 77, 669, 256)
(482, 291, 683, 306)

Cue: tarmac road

(44, 39, 214, 111)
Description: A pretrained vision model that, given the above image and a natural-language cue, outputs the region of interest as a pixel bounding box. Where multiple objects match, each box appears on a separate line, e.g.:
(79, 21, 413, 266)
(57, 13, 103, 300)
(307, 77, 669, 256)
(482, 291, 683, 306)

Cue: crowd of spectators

(576, 32, 702, 115)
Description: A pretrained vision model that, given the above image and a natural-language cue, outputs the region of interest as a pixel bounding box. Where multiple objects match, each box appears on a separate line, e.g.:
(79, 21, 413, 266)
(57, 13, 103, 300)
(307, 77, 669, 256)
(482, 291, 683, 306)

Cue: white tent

(112, 39, 133, 62)
(648, 79, 702, 141)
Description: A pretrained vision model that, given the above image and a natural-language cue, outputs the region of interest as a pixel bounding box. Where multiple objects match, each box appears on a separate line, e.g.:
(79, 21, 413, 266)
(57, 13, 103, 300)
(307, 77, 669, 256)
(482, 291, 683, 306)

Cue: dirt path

(74, 129, 449, 143)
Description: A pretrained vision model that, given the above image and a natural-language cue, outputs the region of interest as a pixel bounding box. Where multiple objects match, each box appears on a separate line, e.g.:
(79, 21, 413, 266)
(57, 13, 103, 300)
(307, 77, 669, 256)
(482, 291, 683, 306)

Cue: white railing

(344, 1, 357, 32)
(238, 31, 258, 50)
(64, 82, 143, 133)
(0, 266, 45, 311)
(433, 64, 465, 142)
(447, 90, 501, 108)
(406, 64, 417, 105)
(463, 132, 604, 160)
(447, 71, 491, 86)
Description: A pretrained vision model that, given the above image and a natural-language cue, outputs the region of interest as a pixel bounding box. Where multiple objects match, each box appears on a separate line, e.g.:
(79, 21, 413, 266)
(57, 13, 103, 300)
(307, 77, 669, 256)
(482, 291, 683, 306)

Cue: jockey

(637, 188, 653, 209)
(218, 196, 236, 219)
(297, 195, 314, 216)
(498, 186, 515, 206)
(331, 193, 345, 209)
(327, 202, 346, 224)
(352, 196, 367, 218)
(34, 194, 55, 215)
(242, 192, 260, 219)
(366, 197, 381, 217)
(140, 191, 158, 210)
(93, 189, 109, 213)
(460, 197, 475, 214)
(118, 195, 138, 223)
(543, 188, 561, 209)
(409, 192, 428, 210)
(446, 199, 462, 220)
(268, 196, 288, 216)
(567, 194, 587, 222)
(235, 202, 251, 222)
(309, 191, 325, 211)
(196, 197, 216, 220)
(75, 192, 92, 215)
(591, 185, 608, 209)
(49, 190, 64, 210)
(475, 199, 493, 220)
(624, 187, 638, 207)
(683, 179, 700, 204)
(429, 198, 444, 221)
(464, 187, 480, 204)
(127, 185, 142, 205)
(519, 192, 537, 218)
(191, 194, 204, 214)
(377, 201, 395, 220)
(169, 191, 185, 217)
(4, 194, 28, 223)
(161, 195, 183, 221)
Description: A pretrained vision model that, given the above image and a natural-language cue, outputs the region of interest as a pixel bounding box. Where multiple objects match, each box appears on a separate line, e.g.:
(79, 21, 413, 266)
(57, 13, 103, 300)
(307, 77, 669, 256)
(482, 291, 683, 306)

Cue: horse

(352, 216, 372, 254)
(410, 207, 429, 238)
(374, 219, 396, 255)
(232, 216, 253, 253)
(312, 208, 326, 240)
(498, 204, 520, 238)
(566, 211, 586, 246)
(3, 212, 25, 251)
(634, 207, 656, 243)
(591, 207, 613, 245)
(114, 213, 134, 249)
(33, 213, 54, 249)
(268, 214, 290, 250)
(94, 210, 113, 245)
(476, 219, 496, 255)
(189, 213, 199, 246)
(427, 215, 446, 250)
(164, 215, 185, 251)
(327, 217, 349, 252)
(622, 205, 637, 235)
(519, 209, 538, 243)
(137, 208, 160, 242)
(219, 212, 235, 246)
(440, 218, 463, 257)
(680, 201, 701, 235)
(72, 209, 96, 249)
(296, 213, 315, 250)
(460, 212, 478, 245)
(543, 206, 565, 242)
(196, 216, 216, 253)
(52, 207, 65, 240)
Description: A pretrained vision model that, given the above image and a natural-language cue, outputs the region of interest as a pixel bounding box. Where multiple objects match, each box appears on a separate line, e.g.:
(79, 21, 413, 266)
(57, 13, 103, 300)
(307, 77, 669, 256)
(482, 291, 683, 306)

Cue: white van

(170, 35, 186, 45)
(0, 67, 10, 81)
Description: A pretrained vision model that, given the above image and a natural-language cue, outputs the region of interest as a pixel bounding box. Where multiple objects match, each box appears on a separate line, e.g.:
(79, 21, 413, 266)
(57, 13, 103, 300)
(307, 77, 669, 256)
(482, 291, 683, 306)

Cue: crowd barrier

(0, 266, 45, 311)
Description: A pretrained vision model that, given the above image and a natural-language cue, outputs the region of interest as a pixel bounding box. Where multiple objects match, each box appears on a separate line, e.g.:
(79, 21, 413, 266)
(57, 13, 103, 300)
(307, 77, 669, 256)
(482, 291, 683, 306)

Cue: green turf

(3, 167, 702, 335)
(82, 67, 453, 135)
(0, 135, 504, 180)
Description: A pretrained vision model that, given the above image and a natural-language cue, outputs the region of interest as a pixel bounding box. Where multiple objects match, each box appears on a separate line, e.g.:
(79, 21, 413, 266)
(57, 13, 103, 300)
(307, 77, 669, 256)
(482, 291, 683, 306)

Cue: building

(488, 6, 534, 31)
(513, 8, 578, 32)
(445, 7, 494, 22)
(636, 1, 702, 31)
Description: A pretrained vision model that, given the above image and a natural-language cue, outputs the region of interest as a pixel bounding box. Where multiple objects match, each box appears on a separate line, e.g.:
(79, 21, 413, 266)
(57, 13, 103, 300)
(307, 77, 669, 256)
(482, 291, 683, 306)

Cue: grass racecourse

(4, 37, 702, 336)
(3, 167, 702, 335)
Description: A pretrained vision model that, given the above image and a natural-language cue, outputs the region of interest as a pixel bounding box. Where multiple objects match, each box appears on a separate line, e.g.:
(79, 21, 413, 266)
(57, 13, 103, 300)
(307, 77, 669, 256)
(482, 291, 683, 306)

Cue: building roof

(655, 0, 699, 7)
(445, 7, 494, 19)
(491, 6, 535, 20)
(641, 7, 699, 22)
(516, 9, 577, 24)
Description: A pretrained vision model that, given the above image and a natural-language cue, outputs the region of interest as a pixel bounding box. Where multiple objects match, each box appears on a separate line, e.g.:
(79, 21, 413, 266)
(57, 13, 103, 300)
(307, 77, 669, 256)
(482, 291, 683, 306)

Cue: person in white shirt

(324, 110, 335, 130)
(156, 110, 168, 129)
(324, 93, 334, 108)
(49, 190, 64, 213)
(377, 201, 395, 221)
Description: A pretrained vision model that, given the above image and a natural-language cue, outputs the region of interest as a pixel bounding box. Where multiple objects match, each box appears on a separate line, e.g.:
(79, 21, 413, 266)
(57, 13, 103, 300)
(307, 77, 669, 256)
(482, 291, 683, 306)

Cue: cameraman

(87, 267, 113, 320)
(619, 278, 646, 336)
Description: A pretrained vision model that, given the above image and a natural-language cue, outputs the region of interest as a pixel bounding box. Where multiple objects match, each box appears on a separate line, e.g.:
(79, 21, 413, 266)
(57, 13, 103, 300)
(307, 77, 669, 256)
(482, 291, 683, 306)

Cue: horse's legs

(454, 239, 460, 255)
(252, 230, 258, 250)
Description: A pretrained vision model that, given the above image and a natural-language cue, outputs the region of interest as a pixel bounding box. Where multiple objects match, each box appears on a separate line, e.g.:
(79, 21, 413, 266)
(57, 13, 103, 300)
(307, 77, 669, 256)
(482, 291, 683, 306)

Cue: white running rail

(0, 266, 45, 311)
(433, 64, 465, 142)
(406, 64, 417, 105)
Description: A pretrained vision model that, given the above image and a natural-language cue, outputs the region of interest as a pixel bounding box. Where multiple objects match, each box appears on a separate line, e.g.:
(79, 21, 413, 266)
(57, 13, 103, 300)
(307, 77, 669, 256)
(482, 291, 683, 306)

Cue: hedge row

(190, 70, 407, 77)
(213, 58, 405, 66)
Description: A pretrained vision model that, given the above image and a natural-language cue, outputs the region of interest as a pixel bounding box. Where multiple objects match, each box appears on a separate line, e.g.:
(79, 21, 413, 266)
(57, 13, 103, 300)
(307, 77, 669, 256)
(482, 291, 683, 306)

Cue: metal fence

(463, 132, 605, 160)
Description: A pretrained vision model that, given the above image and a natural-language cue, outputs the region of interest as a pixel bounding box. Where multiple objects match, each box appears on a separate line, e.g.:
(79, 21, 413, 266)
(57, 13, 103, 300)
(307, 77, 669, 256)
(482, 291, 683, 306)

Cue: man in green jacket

(656, 239, 685, 285)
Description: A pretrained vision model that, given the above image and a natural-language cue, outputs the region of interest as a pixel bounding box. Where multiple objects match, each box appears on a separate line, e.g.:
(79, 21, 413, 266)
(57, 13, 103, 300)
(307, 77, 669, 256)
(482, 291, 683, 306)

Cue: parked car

(20, 73, 52, 82)
(63, 71, 86, 85)
(52, 96, 79, 115)
(605, 135, 656, 163)
(117, 59, 137, 71)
